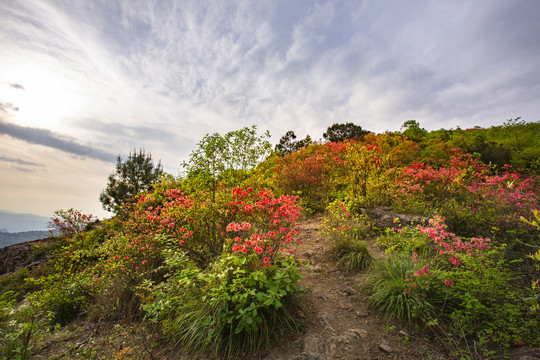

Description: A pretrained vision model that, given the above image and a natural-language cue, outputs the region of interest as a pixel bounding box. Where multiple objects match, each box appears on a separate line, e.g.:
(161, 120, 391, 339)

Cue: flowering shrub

(366, 216, 540, 352)
(14, 186, 304, 352)
(119, 186, 301, 267)
(344, 133, 421, 208)
(465, 167, 540, 237)
(48, 208, 97, 237)
(390, 152, 488, 213)
(416, 216, 491, 265)
(390, 154, 540, 244)
(273, 141, 348, 211)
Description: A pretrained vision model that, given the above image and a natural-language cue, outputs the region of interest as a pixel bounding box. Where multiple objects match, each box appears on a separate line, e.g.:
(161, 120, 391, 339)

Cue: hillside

(1, 121, 539, 359)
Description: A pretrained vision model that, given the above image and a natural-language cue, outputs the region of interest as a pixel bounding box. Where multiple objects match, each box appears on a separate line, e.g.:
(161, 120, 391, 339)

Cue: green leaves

(100, 148, 163, 213)
(275, 130, 312, 156)
(323, 122, 370, 143)
(142, 253, 303, 358)
(182, 125, 272, 192)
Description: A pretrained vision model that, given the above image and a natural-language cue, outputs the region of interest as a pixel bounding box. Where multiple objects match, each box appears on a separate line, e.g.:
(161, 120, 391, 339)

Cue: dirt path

(260, 216, 437, 360)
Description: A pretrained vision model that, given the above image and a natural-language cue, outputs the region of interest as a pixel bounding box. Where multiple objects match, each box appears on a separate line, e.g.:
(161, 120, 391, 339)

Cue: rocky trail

(260, 216, 438, 360)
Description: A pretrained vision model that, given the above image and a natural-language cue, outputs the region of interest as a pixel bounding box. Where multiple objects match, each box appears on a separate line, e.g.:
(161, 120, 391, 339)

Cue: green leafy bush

(181, 125, 272, 196)
(364, 216, 540, 354)
(25, 272, 95, 325)
(0, 291, 58, 360)
(434, 248, 539, 350)
(376, 220, 429, 254)
(0, 268, 30, 300)
(143, 251, 304, 359)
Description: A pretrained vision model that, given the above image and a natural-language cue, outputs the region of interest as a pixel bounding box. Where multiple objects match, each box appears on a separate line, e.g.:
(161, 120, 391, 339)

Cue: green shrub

(0, 268, 30, 300)
(434, 249, 539, 350)
(365, 217, 540, 354)
(0, 291, 58, 360)
(376, 221, 429, 254)
(25, 272, 95, 325)
(142, 251, 305, 359)
(363, 253, 440, 323)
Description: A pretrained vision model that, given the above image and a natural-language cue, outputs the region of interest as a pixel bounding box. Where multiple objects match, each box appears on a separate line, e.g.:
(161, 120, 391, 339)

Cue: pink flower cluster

(402, 253, 430, 293)
(403, 254, 454, 293)
(48, 209, 97, 236)
(226, 222, 251, 232)
(121, 186, 301, 267)
(417, 216, 491, 266)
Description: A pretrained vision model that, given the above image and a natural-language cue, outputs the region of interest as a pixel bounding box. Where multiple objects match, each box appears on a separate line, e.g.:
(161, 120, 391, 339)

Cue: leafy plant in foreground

(0, 291, 58, 360)
(365, 216, 540, 353)
(363, 253, 439, 323)
(142, 252, 304, 359)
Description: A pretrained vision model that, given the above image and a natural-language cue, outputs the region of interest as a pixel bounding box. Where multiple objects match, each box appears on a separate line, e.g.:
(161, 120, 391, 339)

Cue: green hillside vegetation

(429, 117, 540, 173)
(1, 120, 539, 359)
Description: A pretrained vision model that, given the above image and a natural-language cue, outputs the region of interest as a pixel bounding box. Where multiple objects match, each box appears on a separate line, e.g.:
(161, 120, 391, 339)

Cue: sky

(1, 0, 539, 226)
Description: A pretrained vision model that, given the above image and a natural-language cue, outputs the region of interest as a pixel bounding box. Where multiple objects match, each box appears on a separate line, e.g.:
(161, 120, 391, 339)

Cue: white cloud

(1, 0, 539, 216)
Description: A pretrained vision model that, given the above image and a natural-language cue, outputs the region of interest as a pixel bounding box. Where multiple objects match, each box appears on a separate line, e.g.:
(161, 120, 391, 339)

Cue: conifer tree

(100, 149, 163, 213)
(275, 130, 312, 155)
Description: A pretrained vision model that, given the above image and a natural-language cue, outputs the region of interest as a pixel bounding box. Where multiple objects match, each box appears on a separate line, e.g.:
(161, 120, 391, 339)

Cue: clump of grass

(333, 240, 373, 273)
(362, 254, 435, 323)
(319, 200, 374, 273)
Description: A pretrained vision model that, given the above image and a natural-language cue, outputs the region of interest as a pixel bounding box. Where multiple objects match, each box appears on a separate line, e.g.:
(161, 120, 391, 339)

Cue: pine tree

(275, 131, 312, 156)
(100, 149, 163, 213)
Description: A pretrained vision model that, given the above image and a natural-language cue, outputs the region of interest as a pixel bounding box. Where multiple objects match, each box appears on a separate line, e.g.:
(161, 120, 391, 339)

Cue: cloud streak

(0, 154, 43, 167)
(3, 0, 539, 141)
(0, 119, 115, 163)
(0, 102, 19, 113)
(10, 84, 25, 90)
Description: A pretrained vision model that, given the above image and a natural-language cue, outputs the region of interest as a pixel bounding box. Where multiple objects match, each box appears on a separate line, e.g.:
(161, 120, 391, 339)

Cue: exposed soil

(259, 215, 442, 360)
(32, 216, 447, 359)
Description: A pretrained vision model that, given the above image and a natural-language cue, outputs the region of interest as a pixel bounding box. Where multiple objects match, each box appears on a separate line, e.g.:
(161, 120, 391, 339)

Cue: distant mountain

(0, 210, 49, 232)
(0, 230, 52, 248)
